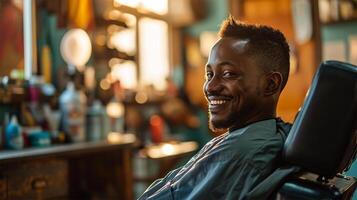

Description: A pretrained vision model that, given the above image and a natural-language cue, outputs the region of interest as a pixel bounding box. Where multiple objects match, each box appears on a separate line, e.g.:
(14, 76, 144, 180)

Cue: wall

(186, 0, 228, 37)
(321, 21, 357, 65)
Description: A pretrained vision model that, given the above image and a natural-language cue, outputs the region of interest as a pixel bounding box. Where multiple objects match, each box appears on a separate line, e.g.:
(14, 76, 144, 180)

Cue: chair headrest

(283, 60, 357, 178)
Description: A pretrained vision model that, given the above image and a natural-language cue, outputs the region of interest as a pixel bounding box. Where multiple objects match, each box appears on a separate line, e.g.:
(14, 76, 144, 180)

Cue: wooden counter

(0, 138, 135, 200)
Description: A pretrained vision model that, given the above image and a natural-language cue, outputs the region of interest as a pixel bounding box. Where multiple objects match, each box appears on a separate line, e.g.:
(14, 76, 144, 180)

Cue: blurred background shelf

(0, 139, 135, 163)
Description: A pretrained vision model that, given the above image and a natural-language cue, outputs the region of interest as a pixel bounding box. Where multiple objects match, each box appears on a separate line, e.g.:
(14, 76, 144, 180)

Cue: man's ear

(264, 72, 283, 96)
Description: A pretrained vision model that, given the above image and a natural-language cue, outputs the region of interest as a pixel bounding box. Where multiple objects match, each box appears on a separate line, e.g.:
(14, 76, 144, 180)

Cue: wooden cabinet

(0, 140, 135, 200)
(5, 159, 67, 200)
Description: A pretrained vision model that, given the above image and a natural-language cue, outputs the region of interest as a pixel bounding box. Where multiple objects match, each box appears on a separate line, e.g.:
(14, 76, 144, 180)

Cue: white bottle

(59, 82, 87, 142)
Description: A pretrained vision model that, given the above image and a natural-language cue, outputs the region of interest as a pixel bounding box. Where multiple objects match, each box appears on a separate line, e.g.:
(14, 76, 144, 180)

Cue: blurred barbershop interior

(0, 0, 356, 199)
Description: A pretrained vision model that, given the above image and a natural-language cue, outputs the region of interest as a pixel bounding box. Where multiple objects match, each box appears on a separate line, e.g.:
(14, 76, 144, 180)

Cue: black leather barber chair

(275, 60, 357, 199)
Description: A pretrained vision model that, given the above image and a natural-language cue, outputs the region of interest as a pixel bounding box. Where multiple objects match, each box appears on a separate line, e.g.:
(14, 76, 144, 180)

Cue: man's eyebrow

(217, 61, 235, 67)
(205, 62, 236, 70)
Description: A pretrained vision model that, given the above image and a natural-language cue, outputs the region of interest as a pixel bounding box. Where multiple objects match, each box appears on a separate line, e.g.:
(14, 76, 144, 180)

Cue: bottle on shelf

(86, 100, 105, 141)
(5, 115, 24, 150)
(106, 80, 125, 134)
(59, 81, 87, 143)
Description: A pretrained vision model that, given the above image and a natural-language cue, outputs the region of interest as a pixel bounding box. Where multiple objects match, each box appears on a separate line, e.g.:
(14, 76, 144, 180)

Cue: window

(114, 0, 168, 15)
(110, 0, 170, 91)
(139, 17, 169, 90)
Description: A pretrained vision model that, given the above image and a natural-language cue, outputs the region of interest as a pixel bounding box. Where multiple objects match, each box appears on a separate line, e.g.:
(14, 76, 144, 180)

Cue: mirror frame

(23, 0, 37, 80)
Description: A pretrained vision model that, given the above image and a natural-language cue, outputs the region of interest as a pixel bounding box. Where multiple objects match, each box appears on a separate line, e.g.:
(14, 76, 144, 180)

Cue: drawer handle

(32, 178, 48, 190)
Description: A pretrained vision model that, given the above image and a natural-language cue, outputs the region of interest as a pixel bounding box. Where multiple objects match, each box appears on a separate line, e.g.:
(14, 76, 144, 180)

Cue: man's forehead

(213, 37, 250, 52)
(207, 38, 251, 64)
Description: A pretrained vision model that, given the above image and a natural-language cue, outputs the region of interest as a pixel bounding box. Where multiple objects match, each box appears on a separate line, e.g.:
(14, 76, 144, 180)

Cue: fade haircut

(218, 16, 290, 90)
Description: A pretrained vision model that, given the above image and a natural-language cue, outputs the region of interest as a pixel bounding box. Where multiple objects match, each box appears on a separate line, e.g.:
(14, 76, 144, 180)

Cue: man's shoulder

(225, 119, 291, 158)
(243, 118, 291, 140)
(201, 132, 228, 150)
(195, 119, 292, 163)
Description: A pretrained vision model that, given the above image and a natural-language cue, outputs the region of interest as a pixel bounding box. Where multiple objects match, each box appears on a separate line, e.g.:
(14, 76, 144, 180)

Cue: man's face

(203, 37, 267, 131)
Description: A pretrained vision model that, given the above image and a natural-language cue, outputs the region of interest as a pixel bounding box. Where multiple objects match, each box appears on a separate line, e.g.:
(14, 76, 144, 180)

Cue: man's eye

(223, 71, 235, 78)
(206, 72, 213, 79)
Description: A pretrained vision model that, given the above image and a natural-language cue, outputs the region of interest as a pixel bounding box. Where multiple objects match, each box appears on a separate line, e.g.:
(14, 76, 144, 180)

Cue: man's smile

(207, 96, 233, 113)
(210, 100, 228, 105)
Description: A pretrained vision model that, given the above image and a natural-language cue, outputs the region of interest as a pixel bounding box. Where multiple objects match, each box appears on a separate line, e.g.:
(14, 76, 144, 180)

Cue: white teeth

(210, 100, 227, 105)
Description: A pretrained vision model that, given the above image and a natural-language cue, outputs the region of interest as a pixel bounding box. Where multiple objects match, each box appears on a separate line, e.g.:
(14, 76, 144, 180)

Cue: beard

(208, 111, 235, 132)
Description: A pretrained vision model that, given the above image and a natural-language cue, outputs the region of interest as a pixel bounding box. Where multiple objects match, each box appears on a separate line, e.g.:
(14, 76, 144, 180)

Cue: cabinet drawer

(6, 159, 68, 200)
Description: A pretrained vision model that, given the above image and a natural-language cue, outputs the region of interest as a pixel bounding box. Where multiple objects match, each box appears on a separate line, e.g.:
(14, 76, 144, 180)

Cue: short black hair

(218, 16, 290, 90)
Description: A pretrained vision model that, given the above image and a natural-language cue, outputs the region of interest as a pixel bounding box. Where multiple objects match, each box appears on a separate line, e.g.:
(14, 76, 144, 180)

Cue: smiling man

(138, 16, 292, 200)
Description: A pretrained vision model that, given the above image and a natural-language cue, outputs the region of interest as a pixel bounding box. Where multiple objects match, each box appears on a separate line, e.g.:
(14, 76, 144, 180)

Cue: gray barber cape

(138, 118, 292, 200)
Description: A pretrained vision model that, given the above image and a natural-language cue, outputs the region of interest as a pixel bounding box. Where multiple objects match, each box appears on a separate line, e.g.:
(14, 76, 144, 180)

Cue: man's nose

(204, 76, 223, 94)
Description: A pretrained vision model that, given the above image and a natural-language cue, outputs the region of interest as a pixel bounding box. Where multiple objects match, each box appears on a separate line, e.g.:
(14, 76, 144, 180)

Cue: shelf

(93, 46, 135, 61)
(95, 17, 128, 28)
(0, 137, 135, 164)
(321, 18, 357, 26)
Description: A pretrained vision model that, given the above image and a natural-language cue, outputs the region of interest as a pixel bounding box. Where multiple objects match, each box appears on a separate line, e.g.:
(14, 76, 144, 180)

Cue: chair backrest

(283, 60, 357, 179)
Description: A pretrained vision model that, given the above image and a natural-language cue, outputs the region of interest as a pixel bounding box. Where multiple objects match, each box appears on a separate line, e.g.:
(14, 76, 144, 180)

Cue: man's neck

(228, 112, 276, 132)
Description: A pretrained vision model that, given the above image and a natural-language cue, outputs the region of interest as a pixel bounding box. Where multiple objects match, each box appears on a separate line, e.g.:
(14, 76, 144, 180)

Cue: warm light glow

(60, 29, 92, 70)
(12, 0, 23, 10)
(110, 28, 136, 54)
(114, 0, 168, 15)
(108, 58, 122, 68)
(100, 79, 111, 90)
(122, 13, 136, 27)
(107, 10, 122, 20)
(95, 34, 106, 46)
(135, 91, 148, 104)
(111, 61, 137, 89)
(139, 18, 169, 91)
(106, 101, 125, 118)
(290, 55, 298, 74)
(106, 73, 116, 83)
(145, 141, 198, 159)
(107, 25, 122, 35)
(107, 132, 136, 144)
(200, 32, 219, 57)
(141, 0, 168, 15)
(161, 143, 175, 155)
(84, 67, 95, 90)
(114, 0, 140, 7)
(107, 132, 122, 143)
